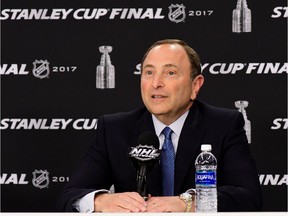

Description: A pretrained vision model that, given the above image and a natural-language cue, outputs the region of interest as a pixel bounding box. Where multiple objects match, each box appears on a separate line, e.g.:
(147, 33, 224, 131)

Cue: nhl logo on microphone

(129, 145, 160, 161)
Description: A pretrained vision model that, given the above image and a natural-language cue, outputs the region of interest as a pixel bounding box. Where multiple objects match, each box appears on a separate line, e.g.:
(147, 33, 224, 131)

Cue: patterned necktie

(161, 127, 175, 196)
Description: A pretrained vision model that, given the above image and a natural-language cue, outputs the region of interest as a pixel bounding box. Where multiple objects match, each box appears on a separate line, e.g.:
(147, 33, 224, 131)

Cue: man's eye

(168, 71, 175, 75)
(146, 71, 153, 75)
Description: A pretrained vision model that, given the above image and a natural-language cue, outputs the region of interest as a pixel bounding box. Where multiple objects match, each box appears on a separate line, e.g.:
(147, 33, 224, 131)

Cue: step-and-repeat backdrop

(1, 0, 287, 212)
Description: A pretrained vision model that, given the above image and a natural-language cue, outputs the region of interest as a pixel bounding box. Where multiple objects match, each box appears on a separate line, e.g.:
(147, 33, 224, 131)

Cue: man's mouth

(152, 95, 167, 98)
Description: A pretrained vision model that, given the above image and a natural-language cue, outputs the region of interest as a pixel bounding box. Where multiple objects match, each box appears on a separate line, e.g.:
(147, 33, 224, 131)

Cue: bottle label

(196, 171, 216, 185)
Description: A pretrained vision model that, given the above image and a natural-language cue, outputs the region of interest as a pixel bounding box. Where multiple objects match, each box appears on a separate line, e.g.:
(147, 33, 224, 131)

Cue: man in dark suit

(57, 39, 262, 212)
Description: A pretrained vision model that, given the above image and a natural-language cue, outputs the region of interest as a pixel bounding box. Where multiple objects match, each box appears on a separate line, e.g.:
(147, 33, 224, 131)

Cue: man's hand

(94, 192, 147, 212)
(146, 195, 195, 212)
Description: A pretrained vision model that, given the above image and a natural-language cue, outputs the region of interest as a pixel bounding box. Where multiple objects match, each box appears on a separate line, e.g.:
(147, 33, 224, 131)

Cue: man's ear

(191, 75, 204, 100)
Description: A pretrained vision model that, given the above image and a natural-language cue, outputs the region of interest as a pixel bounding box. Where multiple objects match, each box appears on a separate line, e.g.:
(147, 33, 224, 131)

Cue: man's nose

(152, 74, 164, 89)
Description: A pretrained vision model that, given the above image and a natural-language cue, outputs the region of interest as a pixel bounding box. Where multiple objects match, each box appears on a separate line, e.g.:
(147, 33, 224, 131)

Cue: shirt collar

(152, 110, 190, 137)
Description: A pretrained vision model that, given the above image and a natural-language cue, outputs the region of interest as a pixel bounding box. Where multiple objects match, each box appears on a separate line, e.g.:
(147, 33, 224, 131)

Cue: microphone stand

(136, 162, 148, 200)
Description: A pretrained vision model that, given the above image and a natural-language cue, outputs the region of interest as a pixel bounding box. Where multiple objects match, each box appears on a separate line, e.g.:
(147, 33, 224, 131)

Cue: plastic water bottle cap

(201, 144, 212, 151)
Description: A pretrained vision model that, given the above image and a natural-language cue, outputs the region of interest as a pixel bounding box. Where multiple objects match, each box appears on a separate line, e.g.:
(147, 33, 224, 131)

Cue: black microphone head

(137, 131, 160, 149)
(129, 131, 160, 161)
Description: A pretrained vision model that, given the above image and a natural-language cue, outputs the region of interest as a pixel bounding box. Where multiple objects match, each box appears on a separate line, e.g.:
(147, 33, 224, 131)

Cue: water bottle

(195, 144, 217, 212)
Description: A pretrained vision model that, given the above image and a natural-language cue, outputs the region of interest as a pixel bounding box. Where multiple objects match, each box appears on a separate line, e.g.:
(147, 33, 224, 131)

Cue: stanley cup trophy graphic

(235, 101, 251, 144)
(232, 0, 252, 33)
(96, 46, 115, 89)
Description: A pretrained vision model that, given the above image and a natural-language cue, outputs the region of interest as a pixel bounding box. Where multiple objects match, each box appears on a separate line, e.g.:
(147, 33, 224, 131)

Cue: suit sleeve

(217, 112, 262, 211)
(56, 116, 113, 212)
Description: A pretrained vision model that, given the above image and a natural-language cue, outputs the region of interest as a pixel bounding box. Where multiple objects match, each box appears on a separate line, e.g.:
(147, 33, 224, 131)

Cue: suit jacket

(57, 100, 262, 212)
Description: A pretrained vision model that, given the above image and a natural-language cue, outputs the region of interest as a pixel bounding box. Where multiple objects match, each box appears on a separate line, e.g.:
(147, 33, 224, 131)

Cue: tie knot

(162, 127, 173, 139)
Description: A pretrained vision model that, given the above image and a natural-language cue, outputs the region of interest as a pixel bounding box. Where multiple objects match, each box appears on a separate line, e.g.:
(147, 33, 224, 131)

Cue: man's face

(141, 44, 199, 125)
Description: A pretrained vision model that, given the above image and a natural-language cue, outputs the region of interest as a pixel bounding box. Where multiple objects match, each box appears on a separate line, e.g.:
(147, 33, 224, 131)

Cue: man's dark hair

(141, 39, 201, 80)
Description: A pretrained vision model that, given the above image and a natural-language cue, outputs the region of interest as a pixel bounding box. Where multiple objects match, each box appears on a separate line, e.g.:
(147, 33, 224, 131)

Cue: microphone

(129, 131, 160, 200)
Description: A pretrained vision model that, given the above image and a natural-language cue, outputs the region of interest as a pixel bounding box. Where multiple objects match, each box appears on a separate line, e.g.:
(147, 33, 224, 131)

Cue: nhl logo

(32, 170, 50, 189)
(168, 4, 186, 23)
(129, 145, 160, 161)
(32, 60, 50, 79)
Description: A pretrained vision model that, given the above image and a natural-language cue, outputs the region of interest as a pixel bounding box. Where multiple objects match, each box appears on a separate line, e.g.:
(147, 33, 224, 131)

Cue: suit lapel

(174, 102, 205, 194)
(136, 109, 155, 134)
